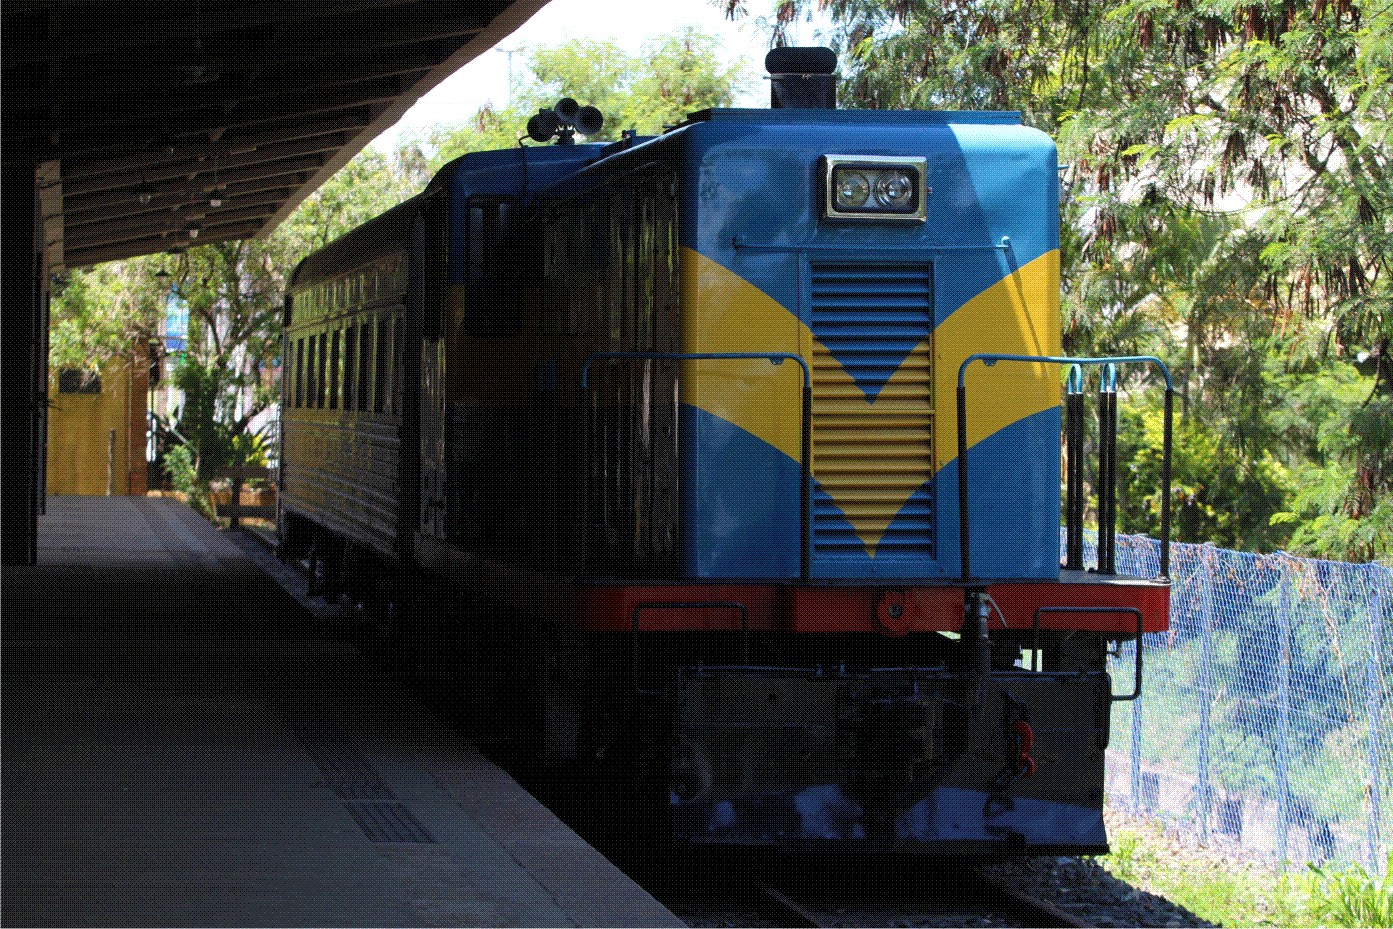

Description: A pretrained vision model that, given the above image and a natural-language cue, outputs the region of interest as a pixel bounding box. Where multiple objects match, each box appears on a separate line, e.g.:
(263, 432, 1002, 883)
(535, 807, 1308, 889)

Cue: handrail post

(1160, 387, 1173, 578)
(801, 379, 812, 581)
(1098, 363, 1118, 575)
(1065, 365, 1085, 571)
(229, 474, 243, 528)
(957, 373, 971, 581)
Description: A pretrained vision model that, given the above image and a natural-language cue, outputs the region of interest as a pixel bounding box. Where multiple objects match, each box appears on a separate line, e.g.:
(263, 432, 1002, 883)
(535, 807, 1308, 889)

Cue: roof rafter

(2, 0, 551, 269)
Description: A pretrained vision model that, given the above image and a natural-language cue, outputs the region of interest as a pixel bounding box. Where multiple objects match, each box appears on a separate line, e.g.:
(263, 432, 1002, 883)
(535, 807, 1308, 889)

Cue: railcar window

(305, 332, 316, 409)
(58, 369, 102, 394)
(294, 338, 304, 408)
(343, 322, 356, 412)
(375, 313, 391, 413)
(394, 311, 405, 413)
(328, 329, 341, 410)
(316, 332, 328, 409)
(357, 319, 371, 412)
(465, 197, 520, 336)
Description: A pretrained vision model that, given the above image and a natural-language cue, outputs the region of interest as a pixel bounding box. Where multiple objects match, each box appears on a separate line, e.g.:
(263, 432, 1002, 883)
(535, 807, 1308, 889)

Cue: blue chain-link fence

(1078, 534, 1393, 871)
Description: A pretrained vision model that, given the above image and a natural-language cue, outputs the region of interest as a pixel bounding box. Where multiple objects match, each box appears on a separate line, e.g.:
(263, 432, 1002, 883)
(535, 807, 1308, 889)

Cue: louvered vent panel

(810, 264, 935, 558)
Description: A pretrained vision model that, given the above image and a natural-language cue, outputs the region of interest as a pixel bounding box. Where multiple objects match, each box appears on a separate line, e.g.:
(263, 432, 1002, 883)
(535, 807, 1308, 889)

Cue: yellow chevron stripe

(932, 251, 1061, 471)
(680, 248, 1060, 556)
(679, 249, 807, 461)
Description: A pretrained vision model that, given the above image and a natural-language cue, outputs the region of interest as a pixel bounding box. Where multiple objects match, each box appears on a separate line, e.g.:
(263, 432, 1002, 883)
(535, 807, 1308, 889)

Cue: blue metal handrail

(955, 354, 1174, 581)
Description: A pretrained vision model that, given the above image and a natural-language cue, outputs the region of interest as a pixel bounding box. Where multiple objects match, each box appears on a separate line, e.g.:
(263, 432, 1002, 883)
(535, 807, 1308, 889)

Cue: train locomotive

(278, 48, 1172, 854)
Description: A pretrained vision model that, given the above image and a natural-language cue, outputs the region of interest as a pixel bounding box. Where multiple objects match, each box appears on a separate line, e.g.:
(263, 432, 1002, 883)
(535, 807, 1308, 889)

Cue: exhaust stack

(766, 46, 837, 109)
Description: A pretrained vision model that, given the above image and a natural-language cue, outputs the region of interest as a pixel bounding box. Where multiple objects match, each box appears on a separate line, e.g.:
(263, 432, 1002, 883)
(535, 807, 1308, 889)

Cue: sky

(370, 0, 829, 151)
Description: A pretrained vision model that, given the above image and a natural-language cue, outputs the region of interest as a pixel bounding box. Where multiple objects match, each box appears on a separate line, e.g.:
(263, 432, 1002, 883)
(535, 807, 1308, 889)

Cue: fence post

(1276, 557, 1292, 863)
(1366, 566, 1385, 873)
(1131, 682, 1144, 813)
(107, 428, 117, 496)
(1196, 544, 1215, 844)
(228, 473, 243, 529)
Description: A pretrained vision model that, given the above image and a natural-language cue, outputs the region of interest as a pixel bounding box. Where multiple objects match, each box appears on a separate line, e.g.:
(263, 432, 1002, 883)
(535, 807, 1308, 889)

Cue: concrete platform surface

(3, 497, 682, 928)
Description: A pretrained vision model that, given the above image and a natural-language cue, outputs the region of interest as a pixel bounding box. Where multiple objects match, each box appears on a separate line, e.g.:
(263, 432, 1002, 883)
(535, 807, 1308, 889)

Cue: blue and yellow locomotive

(279, 49, 1170, 853)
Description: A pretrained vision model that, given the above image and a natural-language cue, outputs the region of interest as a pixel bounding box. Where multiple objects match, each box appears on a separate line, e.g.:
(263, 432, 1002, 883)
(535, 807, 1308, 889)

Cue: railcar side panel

(282, 203, 420, 562)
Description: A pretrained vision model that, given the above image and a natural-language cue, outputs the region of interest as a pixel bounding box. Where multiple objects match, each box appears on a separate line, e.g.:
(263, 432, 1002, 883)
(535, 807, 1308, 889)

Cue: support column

(2, 159, 47, 566)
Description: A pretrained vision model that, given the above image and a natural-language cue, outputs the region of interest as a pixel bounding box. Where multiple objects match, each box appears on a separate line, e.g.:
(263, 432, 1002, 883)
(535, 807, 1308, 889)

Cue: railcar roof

(289, 193, 423, 289)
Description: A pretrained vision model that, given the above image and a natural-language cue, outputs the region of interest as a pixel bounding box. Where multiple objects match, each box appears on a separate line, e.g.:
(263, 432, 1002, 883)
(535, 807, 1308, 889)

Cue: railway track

(638, 851, 1093, 928)
(745, 870, 1089, 928)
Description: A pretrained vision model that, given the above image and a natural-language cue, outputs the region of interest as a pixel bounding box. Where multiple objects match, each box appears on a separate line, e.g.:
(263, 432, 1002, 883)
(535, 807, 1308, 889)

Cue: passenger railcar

(279, 49, 1171, 854)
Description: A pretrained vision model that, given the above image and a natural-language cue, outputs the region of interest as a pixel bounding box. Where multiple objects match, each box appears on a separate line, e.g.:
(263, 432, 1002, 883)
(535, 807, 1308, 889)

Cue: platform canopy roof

(3, 0, 549, 271)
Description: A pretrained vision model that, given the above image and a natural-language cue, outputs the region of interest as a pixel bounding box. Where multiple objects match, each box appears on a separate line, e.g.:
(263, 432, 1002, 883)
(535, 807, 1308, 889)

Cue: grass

(1304, 853, 1393, 928)
(1100, 810, 1391, 927)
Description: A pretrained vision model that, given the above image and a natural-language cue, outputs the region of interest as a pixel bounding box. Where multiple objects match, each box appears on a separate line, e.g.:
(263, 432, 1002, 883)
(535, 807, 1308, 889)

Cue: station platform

(3, 497, 683, 927)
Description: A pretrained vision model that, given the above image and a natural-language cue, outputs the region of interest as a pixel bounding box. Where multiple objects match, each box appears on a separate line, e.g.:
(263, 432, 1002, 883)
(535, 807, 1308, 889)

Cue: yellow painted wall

(46, 356, 148, 497)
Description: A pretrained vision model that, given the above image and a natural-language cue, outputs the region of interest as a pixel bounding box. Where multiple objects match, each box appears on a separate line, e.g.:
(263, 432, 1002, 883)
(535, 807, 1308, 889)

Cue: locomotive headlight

(823, 156, 928, 222)
(874, 170, 916, 208)
(835, 171, 871, 209)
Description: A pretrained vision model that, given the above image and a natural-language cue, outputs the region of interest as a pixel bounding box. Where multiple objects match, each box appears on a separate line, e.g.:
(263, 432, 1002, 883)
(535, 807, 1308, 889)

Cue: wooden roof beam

(65, 203, 280, 251)
(67, 188, 291, 229)
(63, 118, 364, 178)
(65, 221, 269, 268)
(63, 137, 343, 198)
(5, 0, 421, 66)
(10, 84, 401, 160)
(15, 49, 444, 117)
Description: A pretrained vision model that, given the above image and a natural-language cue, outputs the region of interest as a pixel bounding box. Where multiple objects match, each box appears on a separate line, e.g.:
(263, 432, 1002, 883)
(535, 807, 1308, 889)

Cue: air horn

(526, 98, 605, 144)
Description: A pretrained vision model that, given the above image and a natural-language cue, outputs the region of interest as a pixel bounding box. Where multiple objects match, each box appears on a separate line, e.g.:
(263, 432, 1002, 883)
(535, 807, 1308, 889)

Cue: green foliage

(1282, 398, 1393, 564)
(1118, 401, 1294, 550)
(1303, 852, 1393, 928)
(50, 258, 167, 372)
(1104, 828, 1145, 883)
(428, 29, 754, 164)
(279, 145, 427, 251)
(1100, 817, 1313, 926)
(154, 356, 273, 516)
(162, 445, 206, 516)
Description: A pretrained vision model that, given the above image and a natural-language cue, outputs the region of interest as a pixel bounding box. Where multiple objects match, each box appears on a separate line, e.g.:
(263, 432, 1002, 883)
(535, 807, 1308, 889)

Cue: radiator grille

(810, 264, 935, 559)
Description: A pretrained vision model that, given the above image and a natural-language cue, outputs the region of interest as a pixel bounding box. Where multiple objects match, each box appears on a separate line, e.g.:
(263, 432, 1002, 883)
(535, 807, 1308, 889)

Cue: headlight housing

(822, 155, 928, 221)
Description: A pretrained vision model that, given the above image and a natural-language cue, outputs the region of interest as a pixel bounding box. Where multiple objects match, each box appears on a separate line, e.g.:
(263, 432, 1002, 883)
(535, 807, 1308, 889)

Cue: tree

(50, 144, 420, 514)
(427, 29, 754, 164)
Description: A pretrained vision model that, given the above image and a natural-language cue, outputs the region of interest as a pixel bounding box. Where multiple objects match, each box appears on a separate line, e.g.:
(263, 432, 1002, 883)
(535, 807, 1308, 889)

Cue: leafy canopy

(427, 29, 754, 163)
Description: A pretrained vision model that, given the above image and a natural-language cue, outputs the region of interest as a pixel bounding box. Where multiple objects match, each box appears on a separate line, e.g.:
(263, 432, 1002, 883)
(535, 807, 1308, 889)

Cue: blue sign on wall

(165, 290, 188, 352)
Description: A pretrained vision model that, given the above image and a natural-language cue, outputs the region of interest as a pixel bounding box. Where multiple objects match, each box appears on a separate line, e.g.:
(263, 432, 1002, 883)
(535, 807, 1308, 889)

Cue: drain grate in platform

(282, 703, 437, 844)
(343, 801, 435, 844)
